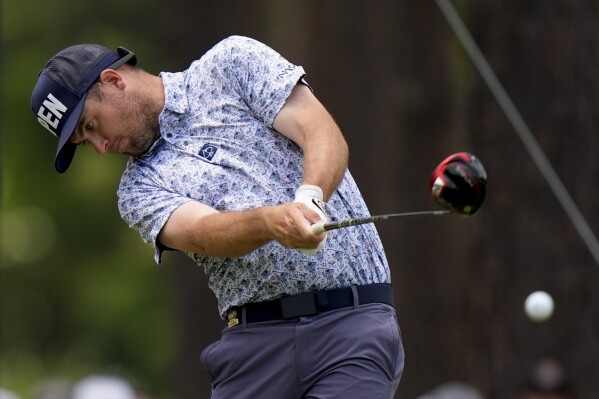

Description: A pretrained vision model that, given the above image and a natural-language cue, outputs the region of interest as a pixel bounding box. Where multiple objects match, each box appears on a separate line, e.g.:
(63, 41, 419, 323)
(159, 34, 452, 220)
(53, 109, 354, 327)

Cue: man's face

(70, 84, 159, 156)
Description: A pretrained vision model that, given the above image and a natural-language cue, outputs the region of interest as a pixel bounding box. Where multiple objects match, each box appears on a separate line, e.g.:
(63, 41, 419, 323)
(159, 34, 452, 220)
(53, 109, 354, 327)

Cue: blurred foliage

(1, 0, 176, 397)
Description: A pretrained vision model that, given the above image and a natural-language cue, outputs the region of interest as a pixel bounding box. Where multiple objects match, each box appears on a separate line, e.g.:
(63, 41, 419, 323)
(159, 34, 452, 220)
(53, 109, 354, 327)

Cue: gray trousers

(200, 302, 404, 399)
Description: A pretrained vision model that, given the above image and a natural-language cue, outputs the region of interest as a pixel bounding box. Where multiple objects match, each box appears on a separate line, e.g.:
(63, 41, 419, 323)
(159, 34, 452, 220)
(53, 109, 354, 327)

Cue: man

(31, 36, 404, 398)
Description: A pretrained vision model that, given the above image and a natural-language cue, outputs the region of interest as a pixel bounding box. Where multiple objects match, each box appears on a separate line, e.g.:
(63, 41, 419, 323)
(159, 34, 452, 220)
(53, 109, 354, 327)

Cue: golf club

(311, 152, 487, 234)
(311, 210, 452, 233)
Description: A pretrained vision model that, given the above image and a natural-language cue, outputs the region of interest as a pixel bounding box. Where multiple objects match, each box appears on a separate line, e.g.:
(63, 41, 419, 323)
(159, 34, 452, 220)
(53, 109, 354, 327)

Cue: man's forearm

(272, 84, 349, 201)
(301, 119, 349, 201)
(188, 207, 273, 258)
(159, 202, 326, 258)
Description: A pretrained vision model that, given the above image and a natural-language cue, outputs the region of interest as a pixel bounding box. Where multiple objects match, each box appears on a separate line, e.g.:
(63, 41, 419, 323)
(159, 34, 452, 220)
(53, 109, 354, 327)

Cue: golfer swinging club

(31, 36, 404, 398)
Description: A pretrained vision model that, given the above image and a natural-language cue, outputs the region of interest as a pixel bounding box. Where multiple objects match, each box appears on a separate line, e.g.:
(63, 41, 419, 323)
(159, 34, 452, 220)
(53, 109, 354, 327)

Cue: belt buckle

(227, 308, 239, 328)
(281, 293, 317, 319)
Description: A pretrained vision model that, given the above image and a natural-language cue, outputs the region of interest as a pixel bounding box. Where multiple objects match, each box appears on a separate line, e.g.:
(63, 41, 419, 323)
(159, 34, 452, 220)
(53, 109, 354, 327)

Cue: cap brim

(54, 92, 86, 173)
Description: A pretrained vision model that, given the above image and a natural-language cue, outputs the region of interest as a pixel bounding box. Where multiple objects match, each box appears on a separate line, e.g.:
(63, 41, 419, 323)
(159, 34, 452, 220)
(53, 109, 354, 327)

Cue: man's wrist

(295, 184, 324, 201)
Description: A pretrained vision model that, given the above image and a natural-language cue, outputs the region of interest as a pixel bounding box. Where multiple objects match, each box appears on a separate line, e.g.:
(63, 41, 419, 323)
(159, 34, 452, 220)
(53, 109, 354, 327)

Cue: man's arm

(157, 83, 344, 258)
(272, 83, 349, 201)
(157, 201, 324, 258)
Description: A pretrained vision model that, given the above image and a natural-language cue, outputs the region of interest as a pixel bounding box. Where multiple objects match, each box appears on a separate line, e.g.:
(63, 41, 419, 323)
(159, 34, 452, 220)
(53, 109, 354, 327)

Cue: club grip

(311, 221, 327, 234)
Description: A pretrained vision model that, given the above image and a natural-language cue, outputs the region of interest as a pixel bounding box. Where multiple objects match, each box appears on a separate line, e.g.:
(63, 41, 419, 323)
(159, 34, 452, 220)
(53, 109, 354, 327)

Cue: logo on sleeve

(277, 64, 296, 79)
(199, 144, 218, 161)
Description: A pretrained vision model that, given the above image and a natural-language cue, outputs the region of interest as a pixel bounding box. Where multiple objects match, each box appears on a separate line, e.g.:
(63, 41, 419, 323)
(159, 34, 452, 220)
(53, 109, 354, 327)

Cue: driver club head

(429, 152, 488, 216)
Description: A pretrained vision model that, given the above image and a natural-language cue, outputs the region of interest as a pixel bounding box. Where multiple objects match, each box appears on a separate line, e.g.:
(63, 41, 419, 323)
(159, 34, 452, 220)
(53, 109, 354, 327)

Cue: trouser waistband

(226, 283, 394, 327)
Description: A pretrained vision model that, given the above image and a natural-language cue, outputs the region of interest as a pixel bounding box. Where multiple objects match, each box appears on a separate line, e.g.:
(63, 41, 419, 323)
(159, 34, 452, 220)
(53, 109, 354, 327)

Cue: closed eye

(74, 120, 94, 146)
(72, 117, 92, 145)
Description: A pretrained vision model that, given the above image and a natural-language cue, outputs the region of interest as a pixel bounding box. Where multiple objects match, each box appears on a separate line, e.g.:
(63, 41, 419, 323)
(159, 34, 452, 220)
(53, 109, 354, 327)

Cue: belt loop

(350, 286, 359, 310)
(242, 306, 248, 328)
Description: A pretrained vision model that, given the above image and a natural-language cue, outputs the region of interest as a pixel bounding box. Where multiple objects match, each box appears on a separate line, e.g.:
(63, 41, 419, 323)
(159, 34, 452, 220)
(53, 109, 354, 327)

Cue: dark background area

(2, 1, 598, 398)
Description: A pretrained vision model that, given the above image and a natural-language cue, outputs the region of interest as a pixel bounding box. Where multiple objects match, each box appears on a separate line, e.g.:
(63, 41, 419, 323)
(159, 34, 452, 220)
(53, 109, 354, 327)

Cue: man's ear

(98, 69, 126, 89)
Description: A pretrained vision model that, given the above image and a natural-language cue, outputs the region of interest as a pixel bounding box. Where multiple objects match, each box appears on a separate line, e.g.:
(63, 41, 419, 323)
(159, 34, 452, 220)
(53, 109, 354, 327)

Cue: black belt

(226, 283, 394, 327)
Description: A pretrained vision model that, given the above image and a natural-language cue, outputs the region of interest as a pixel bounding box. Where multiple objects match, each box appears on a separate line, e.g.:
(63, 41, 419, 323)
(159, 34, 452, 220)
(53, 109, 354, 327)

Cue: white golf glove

(294, 185, 327, 255)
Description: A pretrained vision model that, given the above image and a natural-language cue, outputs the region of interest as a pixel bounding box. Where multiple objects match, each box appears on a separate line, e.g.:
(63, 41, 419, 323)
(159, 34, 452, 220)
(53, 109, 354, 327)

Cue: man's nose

(89, 135, 109, 154)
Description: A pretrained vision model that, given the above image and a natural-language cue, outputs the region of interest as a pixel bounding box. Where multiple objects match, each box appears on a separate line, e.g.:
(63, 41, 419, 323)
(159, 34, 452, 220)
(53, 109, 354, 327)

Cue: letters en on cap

(37, 93, 67, 137)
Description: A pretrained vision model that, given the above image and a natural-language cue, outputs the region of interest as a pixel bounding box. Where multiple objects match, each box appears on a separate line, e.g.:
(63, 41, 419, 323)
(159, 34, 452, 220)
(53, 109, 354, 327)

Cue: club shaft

(311, 210, 452, 233)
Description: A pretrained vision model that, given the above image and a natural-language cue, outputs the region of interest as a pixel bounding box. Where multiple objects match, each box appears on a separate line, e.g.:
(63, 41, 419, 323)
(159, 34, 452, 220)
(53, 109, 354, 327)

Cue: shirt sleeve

(117, 163, 192, 264)
(216, 36, 306, 127)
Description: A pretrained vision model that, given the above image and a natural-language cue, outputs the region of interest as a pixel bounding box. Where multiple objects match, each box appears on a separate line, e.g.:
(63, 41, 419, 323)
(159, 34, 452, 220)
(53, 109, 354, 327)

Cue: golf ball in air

(524, 291, 554, 322)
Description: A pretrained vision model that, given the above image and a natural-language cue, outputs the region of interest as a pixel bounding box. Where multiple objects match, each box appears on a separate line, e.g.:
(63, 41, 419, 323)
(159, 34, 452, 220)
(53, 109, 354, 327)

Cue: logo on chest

(199, 144, 218, 161)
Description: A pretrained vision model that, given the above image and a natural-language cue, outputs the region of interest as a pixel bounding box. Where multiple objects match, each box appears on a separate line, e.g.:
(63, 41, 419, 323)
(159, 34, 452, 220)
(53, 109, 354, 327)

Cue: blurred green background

(2, 0, 174, 396)
(2, 0, 599, 398)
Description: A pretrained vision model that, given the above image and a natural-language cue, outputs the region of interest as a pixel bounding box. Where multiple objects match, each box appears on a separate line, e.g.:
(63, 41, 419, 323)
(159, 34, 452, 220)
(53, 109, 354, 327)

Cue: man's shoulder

(118, 157, 149, 189)
(117, 152, 169, 200)
(200, 35, 268, 62)
(118, 141, 196, 187)
(118, 148, 166, 187)
(179, 36, 273, 77)
(212, 35, 262, 51)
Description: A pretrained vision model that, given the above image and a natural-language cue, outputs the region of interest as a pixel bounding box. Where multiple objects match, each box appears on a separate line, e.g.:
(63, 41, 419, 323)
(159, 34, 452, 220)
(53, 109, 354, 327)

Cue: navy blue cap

(31, 44, 137, 172)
